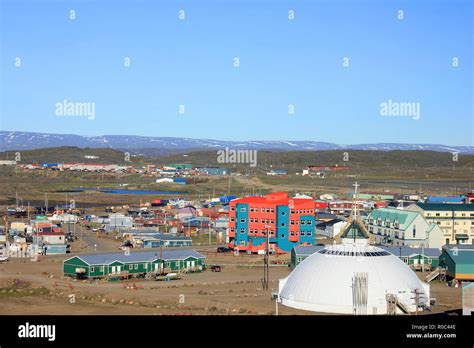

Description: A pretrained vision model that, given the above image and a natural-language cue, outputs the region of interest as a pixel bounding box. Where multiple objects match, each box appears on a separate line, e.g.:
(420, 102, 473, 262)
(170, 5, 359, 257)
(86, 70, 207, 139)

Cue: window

(261, 208, 265, 213)
(90, 267, 95, 273)
(281, 211, 286, 216)
(301, 220, 306, 225)
(281, 223, 286, 227)
(291, 220, 295, 225)
(266, 209, 270, 213)
(307, 221, 312, 226)
(290, 209, 295, 214)
(230, 217, 235, 222)
(240, 240, 245, 246)
(135, 264, 138, 269)
(240, 228, 245, 233)
(240, 207, 246, 212)
(270, 208, 275, 213)
(290, 231, 294, 236)
(301, 232, 305, 236)
(100, 266, 104, 272)
(230, 206, 235, 211)
(307, 232, 312, 236)
(240, 218, 246, 223)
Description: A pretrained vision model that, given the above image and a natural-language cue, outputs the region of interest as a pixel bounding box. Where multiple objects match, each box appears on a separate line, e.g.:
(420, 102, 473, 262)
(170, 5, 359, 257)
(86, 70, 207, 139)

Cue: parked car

(217, 247, 232, 253)
(122, 240, 133, 248)
(210, 265, 221, 272)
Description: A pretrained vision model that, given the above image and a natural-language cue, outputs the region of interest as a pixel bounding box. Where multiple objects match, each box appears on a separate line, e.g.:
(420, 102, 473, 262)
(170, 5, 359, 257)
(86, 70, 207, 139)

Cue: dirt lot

(0, 246, 463, 316)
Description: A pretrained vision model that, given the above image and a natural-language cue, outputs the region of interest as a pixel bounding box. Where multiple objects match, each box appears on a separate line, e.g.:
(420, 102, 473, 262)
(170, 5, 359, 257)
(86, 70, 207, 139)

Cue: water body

(57, 188, 186, 195)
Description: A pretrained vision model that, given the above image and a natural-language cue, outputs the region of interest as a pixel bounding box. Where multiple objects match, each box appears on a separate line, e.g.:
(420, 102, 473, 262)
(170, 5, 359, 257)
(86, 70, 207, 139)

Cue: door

(186, 261, 191, 268)
(117, 266, 121, 273)
(111, 266, 116, 273)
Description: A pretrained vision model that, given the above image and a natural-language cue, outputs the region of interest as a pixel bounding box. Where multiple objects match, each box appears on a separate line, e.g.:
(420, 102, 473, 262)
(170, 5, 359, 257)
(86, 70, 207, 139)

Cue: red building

(228, 192, 318, 253)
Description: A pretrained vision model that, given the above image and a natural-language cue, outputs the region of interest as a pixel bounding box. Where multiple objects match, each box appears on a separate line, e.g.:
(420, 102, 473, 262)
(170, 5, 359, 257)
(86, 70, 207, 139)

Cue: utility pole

(160, 244, 163, 275)
(209, 220, 212, 246)
(263, 225, 270, 290)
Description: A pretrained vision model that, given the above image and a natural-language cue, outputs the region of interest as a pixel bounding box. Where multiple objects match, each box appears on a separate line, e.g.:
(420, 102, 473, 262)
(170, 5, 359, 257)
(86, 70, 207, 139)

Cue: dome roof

(279, 244, 430, 314)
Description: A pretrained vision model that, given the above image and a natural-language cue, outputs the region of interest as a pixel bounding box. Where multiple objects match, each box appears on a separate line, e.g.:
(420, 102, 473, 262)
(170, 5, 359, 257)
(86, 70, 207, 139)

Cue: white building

(315, 218, 346, 238)
(278, 243, 430, 314)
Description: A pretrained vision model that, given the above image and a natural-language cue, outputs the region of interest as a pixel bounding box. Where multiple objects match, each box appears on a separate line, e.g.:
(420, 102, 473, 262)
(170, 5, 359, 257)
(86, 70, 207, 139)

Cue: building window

(290, 209, 295, 214)
(281, 211, 286, 216)
(301, 220, 306, 225)
(240, 240, 245, 246)
(281, 223, 286, 227)
(135, 264, 138, 269)
(240, 218, 246, 223)
(291, 220, 295, 225)
(240, 207, 246, 212)
(270, 208, 275, 213)
(100, 266, 104, 272)
(307, 221, 312, 226)
(230, 206, 235, 211)
(230, 217, 235, 222)
(290, 231, 295, 236)
(307, 231, 312, 236)
(240, 228, 245, 233)
(90, 267, 95, 273)
(301, 232, 305, 236)
(261, 208, 265, 213)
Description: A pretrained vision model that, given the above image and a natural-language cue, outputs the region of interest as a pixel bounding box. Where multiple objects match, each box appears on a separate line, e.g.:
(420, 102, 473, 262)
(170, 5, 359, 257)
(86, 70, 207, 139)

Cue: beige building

(407, 203, 474, 245)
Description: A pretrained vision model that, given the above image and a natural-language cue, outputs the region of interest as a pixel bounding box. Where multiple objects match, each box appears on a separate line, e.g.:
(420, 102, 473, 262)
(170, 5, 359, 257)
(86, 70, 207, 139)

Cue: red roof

(34, 232, 65, 236)
(231, 192, 314, 207)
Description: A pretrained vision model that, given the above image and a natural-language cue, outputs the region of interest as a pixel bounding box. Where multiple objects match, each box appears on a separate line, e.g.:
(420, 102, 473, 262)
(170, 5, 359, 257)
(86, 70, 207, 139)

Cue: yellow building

(407, 203, 474, 245)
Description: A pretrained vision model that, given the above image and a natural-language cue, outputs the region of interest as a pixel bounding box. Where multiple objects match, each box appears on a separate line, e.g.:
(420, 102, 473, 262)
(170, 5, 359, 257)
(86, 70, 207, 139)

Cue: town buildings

(63, 249, 205, 279)
(407, 203, 474, 245)
(228, 192, 317, 253)
(366, 208, 444, 248)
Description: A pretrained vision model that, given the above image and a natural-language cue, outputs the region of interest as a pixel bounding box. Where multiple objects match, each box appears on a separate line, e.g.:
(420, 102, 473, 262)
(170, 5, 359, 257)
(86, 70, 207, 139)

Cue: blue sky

(1, 0, 472, 145)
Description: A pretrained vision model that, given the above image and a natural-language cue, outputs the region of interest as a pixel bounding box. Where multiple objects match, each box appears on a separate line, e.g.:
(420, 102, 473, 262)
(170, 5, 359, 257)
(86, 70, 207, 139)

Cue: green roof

(416, 203, 474, 212)
(369, 208, 419, 230)
(442, 246, 474, 265)
(341, 220, 368, 239)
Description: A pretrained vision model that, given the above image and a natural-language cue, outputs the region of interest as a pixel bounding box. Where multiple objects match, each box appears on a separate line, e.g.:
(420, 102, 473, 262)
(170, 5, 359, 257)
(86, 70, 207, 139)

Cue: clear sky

(1, 0, 472, 145)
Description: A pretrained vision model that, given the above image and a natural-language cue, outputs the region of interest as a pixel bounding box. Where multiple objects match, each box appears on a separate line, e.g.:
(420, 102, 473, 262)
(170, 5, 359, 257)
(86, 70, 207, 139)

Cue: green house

(63, 249, 206, 279)
(290, 245, 325, 269)
(439, 245, 474, 281)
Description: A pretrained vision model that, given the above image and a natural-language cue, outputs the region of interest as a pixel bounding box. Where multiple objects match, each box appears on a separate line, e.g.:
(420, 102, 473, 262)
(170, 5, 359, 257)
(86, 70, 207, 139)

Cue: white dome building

(278, 243, 431, 315)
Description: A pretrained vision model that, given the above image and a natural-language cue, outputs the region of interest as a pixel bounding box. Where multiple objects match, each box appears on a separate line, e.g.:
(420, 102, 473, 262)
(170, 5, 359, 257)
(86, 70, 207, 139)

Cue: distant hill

(1, 130, 473, 154)
(0, 147, 149, 164)
(152, 150, 474, 173)
(1, 147, 473, 177)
